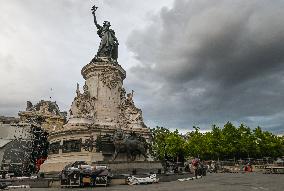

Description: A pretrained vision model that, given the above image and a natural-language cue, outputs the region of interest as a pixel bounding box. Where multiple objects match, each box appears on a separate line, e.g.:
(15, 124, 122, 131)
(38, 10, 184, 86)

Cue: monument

(40, 5, 161, 173)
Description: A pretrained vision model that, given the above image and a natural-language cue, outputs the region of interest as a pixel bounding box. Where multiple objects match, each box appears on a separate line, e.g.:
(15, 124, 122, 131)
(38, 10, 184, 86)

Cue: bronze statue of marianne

(91, 5, 119, 61)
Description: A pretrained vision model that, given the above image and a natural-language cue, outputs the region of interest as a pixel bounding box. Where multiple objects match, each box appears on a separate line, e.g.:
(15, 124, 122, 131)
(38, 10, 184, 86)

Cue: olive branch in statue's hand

(91, 5, 98, 14)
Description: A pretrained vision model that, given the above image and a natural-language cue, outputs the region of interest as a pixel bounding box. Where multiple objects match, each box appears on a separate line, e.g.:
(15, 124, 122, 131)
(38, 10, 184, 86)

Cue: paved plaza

(13, 173, 283, 191)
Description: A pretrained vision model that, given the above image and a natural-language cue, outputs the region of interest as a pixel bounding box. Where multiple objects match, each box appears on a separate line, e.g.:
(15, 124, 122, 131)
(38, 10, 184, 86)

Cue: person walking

(192, 157, 200, 179)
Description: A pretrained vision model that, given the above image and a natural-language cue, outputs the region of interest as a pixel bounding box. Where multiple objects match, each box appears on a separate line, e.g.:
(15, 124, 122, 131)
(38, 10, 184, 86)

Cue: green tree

(165, 130, 187, 162)
(150, 127, 187, 162)
(210, 125, 225, 160)
(185, 126, 205, 158)
(150, 123, 284, 162)
(150, 126, 171, 161)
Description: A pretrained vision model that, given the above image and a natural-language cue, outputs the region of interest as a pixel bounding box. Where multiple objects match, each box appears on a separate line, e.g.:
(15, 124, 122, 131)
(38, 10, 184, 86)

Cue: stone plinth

(40, 152, 104, 173)
(41, 58, 151, 173)
(81, 61, 126, 127)
(96, 161, 163, 174)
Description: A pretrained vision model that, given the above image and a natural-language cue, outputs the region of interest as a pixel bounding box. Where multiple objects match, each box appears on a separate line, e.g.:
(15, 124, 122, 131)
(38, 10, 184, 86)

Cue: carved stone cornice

(81, 61, 126, 81)
(48, 123, 150, 141)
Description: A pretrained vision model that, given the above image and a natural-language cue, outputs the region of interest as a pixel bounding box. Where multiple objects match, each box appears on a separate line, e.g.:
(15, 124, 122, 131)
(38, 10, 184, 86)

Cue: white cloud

(0, 0, 174, 116)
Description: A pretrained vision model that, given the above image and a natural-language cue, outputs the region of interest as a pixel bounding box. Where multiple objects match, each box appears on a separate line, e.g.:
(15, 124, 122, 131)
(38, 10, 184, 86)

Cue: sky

(0, 0, 284, 134)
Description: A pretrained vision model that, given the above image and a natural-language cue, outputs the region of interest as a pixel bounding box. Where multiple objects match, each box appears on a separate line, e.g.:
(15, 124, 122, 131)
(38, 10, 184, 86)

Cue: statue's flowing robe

(97, 26, 118, 60)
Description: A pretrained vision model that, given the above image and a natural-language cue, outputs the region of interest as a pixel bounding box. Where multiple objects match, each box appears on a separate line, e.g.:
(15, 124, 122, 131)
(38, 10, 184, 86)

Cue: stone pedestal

(40, 59, 151, 173)
(81, 60, 126, 127)
(96, 161, 163, 175)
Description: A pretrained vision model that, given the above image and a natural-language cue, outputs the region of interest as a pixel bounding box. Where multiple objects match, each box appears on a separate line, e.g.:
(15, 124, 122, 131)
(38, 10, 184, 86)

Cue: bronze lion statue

(112, 129, 148, 161)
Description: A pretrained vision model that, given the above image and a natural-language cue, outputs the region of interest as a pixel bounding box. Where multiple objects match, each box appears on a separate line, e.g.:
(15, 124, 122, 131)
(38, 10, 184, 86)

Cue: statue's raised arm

(91, 5, 101, 29)
(91, 5, 119, 61)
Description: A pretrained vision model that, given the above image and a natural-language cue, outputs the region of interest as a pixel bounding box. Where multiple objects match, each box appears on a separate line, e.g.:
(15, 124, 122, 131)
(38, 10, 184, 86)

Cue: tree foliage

(150, 122, 284, 161)
(150, 127, 186, 162)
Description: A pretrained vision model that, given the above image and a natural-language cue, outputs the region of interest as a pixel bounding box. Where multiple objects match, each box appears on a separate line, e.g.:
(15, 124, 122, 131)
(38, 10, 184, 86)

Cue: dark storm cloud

(126, 0, 284, 133)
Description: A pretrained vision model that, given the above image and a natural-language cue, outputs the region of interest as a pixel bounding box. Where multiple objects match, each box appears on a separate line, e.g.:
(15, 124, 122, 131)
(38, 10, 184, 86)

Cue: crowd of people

(183, 157, 254, 177)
